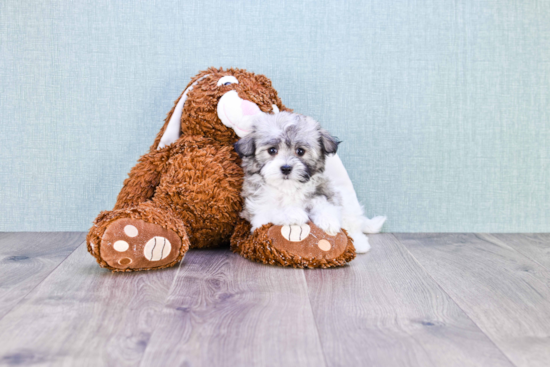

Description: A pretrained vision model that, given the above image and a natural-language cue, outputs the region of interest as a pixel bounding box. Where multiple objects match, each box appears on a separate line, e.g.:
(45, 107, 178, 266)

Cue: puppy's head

(235, 112, 339, 186)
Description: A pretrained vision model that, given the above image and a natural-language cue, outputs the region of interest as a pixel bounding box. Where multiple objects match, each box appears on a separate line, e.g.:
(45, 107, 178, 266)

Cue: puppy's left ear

(234, 135, 256, 157)
(319, 129, 340, 155)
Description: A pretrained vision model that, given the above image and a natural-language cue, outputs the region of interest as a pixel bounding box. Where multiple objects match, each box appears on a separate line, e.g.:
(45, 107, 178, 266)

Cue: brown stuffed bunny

(87, 67, 356, 272)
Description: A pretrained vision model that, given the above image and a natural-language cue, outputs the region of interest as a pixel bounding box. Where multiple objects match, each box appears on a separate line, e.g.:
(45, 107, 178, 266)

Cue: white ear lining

(158, 75, 209, 149)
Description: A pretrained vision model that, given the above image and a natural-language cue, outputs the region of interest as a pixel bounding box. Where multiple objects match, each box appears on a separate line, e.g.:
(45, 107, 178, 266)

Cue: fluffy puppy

(234, 112, 344, 236)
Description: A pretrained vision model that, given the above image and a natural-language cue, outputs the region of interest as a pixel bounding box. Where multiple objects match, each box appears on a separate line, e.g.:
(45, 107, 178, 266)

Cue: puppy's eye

(217, 76, 239, 87)
(268, 147, 278, 155)
(296, 148, 305, 156)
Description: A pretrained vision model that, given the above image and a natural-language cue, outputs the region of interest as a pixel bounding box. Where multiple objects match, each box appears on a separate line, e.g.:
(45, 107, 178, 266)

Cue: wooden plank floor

(395, 234, 550, 367)
(0, 233, 548, 367)
(0, 232, 84, 321)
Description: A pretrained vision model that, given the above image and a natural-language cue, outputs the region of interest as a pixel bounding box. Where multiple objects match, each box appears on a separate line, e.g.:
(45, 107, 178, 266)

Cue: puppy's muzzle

(280, 165, 293, 175)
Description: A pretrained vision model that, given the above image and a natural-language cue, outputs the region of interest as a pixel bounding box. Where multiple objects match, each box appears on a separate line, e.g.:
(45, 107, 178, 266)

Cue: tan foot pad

(101, 218, 182, 270)
(267, 223, 348, 260)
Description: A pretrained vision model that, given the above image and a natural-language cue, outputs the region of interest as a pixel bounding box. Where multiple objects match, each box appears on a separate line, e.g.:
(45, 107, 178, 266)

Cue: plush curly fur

(87, 68, 292, 271)
(87, 67, 357, 271)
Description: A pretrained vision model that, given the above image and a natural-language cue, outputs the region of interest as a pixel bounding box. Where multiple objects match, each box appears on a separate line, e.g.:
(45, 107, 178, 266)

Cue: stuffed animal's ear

(149, 91, 182, 152)
(149, 74, 209, 152)
(234, 135, 256, 158)
(319, 129, 340, 155)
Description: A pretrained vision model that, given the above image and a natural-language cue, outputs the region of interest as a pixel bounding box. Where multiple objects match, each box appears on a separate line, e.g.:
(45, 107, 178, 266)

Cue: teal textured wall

(1, 0, 549, 232)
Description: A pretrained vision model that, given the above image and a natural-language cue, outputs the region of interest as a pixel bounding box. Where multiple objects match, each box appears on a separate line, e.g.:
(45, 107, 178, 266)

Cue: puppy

(234, 112, 344, 237)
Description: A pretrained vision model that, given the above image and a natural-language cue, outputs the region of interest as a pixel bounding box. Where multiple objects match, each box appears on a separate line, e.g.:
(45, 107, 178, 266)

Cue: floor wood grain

(1, 232, 550, 367)
(395, 233, 550, 367)
(139, 249, 326, 367)
(486, 234, 550, 270)
(0, 232, 84, 320)
(305, 234, 514, 367)
(0, 243, 180, 367)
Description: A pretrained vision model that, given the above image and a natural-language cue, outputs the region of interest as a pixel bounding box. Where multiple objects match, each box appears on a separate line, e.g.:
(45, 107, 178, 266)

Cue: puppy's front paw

(288, 210, 310, 227)
(313, 214, 341, 236)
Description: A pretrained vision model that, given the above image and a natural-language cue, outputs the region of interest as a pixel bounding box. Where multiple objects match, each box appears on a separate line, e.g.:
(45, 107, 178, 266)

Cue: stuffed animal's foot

(87, 203, 191, 272)
(231, 218, 356, 268)
(93, 216, 189, 272)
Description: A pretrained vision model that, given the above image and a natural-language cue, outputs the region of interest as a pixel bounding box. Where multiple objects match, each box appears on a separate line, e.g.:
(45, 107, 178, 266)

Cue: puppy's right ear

(319, 129, 340, 155)
(234, 135, 256, 158)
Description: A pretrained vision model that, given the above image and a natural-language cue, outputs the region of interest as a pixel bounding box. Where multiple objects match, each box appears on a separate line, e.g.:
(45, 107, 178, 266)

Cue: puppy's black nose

(280, 165, 292, 175)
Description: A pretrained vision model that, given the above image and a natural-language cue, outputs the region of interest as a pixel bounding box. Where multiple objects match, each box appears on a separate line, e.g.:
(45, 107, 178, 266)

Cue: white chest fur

(257, 180, 315, 209)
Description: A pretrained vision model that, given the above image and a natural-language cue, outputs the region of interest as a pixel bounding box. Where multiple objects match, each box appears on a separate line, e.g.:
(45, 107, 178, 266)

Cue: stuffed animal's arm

(325, 154, 386, 233)
(113, 149, 171, 210)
